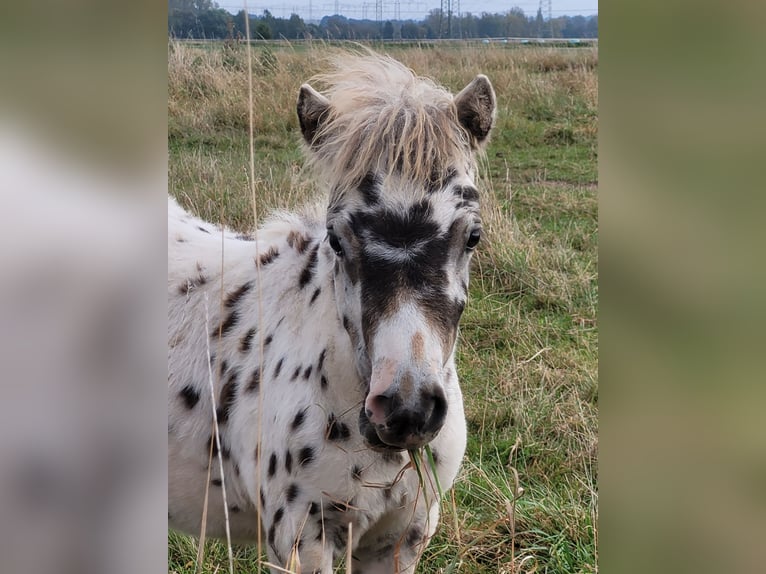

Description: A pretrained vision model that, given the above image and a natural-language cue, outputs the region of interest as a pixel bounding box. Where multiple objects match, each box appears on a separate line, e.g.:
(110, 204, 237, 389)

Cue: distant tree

(197, 8, 230, 38)
(286, 13, 306, 39)
(400, 21, 419, 39)
(506, 8, 526, 37)
(422, 9, 441, 38)
(585, 15, 598, 38)
(383, 20, 394, 40)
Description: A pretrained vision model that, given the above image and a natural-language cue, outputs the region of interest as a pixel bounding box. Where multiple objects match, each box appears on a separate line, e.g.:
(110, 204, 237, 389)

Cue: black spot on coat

(240, 328, 256, 353)
(225, 281, 253, 309)
(216, 369, 239, 424)
(317, 349, 326, 372)
(273, 357, 284, 379)
(291, 408, 308, 430)
(327, 414, 351, 441)
(259, 246, 279, 266)
(246, 367, 260, 393)
(286, 483, 300, 503)
(298, 446, 315, 466)
(216, 311, 239, 338)
(268, 453, 277, 478)
(298, 243, 320, 289)
(179, 385, 200, 409)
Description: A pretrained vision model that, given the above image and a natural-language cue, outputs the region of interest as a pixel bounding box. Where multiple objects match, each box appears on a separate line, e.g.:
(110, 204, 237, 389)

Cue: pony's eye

(466, 228, 481, 250)
(327, 230, 344, 256)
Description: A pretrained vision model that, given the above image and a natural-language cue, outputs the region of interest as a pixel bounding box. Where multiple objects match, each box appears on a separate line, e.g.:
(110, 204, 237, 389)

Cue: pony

(168, 51, 496, 573)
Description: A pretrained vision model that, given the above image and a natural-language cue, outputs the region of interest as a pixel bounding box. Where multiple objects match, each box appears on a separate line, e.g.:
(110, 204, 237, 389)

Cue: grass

(168, 40, 598, 573)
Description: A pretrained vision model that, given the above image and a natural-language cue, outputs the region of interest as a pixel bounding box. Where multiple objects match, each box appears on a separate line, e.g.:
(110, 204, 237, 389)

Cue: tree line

(168, 0, 597, 41)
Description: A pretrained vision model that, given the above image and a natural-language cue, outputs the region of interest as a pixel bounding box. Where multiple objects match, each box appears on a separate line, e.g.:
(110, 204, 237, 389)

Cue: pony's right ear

(297, 84, 331, 147)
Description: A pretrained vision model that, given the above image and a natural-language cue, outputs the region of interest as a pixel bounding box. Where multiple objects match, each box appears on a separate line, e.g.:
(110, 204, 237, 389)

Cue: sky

(215, 0, 598, 22)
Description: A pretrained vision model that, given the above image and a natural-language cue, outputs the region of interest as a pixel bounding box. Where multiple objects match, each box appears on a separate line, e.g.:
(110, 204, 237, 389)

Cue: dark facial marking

(309, 287, 321, 305)
(268, 524, 276, 546)
(260, 488, 266, 510)
(286, 483, 300, 504)
(452, 185, 479, 203)
(246, 367, 260, 393)
(179, 385, 200, 409)
(259, 246, 279, 266)
(358, 172, 379, 205)
(351, 465, 363, 481)
(211, 478, 222, 486)
(197, 225, 210, 234)
(291, 366, 301, 381)
(298, 446, 315, 466)
(320, 375, 328, 389)
(240, 328, 256, 353)
(303, 365, 313, 380)
(298, 243, 320, 289)
(291, 408, 308, 430)
(309, 501, 319, 515)
(268, 453, 277, 478)
(225, 281, 253, 309)
(264, 334, 273, 346)
(229, 505, 240, 513)
(285, 450, 293, 474)
(352, 200, 451, 337)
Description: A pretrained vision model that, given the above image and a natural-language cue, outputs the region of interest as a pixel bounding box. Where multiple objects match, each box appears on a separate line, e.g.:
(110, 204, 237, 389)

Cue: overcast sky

(216, 1, 598, 22)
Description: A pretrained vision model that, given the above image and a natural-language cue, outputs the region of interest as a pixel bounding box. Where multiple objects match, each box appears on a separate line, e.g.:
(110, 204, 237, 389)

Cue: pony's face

(297, 60, 495, 451)
(325, 176, 482, 451)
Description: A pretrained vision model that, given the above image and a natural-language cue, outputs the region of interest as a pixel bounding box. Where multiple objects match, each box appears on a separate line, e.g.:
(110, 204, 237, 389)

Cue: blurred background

(0, 0, 764, 573)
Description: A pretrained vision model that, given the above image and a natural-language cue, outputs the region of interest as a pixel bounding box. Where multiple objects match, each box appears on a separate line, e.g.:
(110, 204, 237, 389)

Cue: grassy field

(168, 41, 598, 573)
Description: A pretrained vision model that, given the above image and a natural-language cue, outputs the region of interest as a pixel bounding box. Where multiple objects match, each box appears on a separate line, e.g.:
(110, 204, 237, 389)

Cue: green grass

(168, 41, 597, 573)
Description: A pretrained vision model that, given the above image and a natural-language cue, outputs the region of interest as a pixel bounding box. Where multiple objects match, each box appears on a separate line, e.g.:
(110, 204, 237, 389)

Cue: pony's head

(297, 53, 495, 451)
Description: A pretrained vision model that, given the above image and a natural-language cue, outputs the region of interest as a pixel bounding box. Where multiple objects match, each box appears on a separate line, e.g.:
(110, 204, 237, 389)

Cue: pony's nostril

(423, 387, 448, 432)
(367, 393, 394, 425)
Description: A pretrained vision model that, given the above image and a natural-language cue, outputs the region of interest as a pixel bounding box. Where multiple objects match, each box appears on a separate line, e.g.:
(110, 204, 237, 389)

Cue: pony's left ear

(297, 84, 331, 148)
(454, 75, 496, 148)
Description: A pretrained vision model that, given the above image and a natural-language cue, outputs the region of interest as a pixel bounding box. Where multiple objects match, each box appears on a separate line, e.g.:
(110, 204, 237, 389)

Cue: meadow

(168, 40, 598, 573)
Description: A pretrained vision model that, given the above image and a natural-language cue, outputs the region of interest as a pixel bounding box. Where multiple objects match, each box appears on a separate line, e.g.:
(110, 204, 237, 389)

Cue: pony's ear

(297, 84, 331, 147)
(454, 75, 496, 148)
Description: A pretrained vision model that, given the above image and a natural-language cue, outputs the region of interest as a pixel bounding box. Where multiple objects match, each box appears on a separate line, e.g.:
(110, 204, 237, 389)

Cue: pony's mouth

(358, 406, 405, 452)
(358, 406, 437, 452)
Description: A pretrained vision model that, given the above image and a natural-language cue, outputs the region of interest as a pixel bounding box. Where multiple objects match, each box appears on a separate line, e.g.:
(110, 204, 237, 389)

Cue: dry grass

(168, 40, 598, 574)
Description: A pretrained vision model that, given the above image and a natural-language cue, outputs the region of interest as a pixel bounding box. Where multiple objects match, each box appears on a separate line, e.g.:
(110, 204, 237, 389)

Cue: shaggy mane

(305, 52, 474, 197)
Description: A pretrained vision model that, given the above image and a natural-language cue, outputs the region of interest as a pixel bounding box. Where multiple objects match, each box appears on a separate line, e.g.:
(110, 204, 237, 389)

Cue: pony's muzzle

(361, 381, 448, 450)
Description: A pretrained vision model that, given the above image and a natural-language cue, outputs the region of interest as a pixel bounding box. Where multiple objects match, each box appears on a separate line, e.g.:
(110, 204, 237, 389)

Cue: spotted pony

(168, 52, 496, 573)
